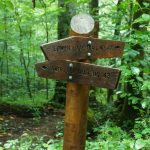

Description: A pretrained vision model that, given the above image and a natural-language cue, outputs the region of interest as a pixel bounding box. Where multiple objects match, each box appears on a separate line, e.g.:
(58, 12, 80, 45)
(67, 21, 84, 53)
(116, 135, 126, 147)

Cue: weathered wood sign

(35, 60, 120, 89)
(41, 36, 125, 60)
(35, 13, 125, 150)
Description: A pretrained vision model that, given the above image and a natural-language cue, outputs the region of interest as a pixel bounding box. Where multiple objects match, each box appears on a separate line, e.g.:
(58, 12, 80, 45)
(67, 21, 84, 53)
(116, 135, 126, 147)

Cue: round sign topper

(71, 13, 95, 34)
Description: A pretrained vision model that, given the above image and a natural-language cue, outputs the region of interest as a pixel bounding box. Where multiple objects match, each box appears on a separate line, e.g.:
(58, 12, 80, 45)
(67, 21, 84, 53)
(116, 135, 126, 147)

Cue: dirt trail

(0, 109, 64, 143)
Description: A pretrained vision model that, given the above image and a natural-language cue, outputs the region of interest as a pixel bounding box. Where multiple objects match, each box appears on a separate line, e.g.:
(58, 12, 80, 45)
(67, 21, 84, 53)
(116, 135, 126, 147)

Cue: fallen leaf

(0, 117, 4, 121)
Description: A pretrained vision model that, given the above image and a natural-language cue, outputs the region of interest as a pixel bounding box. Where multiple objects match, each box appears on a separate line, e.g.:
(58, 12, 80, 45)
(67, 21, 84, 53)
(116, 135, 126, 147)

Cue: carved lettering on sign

(47, 44, 120, 53)
(41, 36, 125, 60)
(35, 60, 121, 89)
(42, 64, 116, 79)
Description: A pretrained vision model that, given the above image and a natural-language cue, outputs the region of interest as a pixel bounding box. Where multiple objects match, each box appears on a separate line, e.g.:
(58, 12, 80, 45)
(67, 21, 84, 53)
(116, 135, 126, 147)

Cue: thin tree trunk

(89, 0, 99, 107)
(17, 11, 32, 98)
(107, 0, 123, 104)
(90, 0, 99, 38)
(42, 0, 49, 100)
(32, 0, 36, 8)
(39, 0, 50, 99)
(4, 4, 9, 97)
(45, 23, 49, 100)
(0, 42, 5, 97)
(53, 0, 76, 104)
(19, 27, 32, 98)
(119, 0, 149, 120)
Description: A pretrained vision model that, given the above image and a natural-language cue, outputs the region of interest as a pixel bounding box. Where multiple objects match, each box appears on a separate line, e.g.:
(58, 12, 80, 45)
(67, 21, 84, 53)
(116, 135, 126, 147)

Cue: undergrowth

(0, 116, 150, 150)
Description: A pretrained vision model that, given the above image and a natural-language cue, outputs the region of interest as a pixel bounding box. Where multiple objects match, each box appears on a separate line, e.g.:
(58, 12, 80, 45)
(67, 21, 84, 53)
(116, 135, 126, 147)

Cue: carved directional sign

(41, 36, 125, 61)
(35, 60, 120, 89)
(35, 13, 125, 150)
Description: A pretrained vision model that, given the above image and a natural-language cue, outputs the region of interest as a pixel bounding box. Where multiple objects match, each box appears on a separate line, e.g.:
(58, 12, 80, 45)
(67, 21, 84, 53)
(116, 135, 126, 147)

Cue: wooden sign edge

(35, 60, 121, 90)
(114, 70, 121, 89)
(40, 36, 77, 60)
(40, 36, 125, 60)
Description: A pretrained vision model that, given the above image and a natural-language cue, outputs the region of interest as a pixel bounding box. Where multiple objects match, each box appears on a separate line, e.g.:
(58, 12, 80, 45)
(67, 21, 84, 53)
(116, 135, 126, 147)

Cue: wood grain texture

(63, 15, 95, 150)
(34, 13, 124, 150)
(63, 83, 89, 150)
(70, 13, 95, 34)
(35, 60, 121, 89)
(41, 36, 125, 60)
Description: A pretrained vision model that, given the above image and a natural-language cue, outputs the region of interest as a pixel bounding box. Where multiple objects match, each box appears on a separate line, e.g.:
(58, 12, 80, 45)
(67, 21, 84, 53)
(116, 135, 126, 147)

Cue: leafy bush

(1, 133, 63, 150)
(87, 119, 150, 150)
(1, 117, 150, 150)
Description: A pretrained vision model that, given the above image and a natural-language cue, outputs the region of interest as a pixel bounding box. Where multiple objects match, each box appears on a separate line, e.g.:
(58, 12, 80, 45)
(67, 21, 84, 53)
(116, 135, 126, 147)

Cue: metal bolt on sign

(69, 63, 73, 68)
(87, 52, 92, 57)
(68, 75, 73, 80)
(88, 40, 92, 45)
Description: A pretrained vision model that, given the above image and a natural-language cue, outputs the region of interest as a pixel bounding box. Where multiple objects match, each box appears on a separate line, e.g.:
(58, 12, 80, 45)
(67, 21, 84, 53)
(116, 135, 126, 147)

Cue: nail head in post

(87, 52, 92, 57)
(69, 63, 73, 68)
(42, 66, 48, 70)
(69, 75, 73, 80)
(88, 40, 92, 45)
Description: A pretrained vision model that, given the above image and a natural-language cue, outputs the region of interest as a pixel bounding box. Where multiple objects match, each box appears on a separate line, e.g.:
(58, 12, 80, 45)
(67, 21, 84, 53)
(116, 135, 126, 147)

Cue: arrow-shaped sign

(41, 36, 125, 60)
(35, 60, 121, 89)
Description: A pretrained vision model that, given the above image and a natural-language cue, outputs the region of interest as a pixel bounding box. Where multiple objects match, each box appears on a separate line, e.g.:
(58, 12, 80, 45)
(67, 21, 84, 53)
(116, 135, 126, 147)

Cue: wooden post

(35, 13, 124, 150)
(63, 14, 95, 150)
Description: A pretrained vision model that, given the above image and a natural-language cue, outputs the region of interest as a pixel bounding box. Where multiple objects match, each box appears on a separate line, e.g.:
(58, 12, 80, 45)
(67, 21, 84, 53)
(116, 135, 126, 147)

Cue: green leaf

(141, 101, 147, 109)
(129, 96, 139, 104)
(131, 67, 140, 75)
(142, 128, 150, 135)
(0, 1, 4, 10)
(141, 80, 150, 90)
(135, 139, 146, 150)
(134, 14, 150, 23)
(136, 77, 143, 82)
(143, 2, 150, 7)
(6, 0, 14, 11)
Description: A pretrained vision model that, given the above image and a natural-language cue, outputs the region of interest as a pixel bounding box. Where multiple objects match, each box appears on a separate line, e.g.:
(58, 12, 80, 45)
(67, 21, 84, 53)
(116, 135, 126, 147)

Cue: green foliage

(0, 90, 54, 108)
(0, 0, 58, 107)
(0, 0, 150, 149)
(1, 133, 63, 150)
(1, 117, 150, 150)
(87, 118, 150, 150)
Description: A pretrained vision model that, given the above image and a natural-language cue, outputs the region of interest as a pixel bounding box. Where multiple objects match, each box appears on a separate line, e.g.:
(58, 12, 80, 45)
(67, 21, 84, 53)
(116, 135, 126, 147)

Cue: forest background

(0, 0, 150, 149)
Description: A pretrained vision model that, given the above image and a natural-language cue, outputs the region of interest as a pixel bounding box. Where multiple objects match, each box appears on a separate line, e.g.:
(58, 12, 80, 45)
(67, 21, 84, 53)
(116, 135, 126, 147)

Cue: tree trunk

(32, 0, 36, 8)
(90, 0, 99, 38)
(119, 0, 149, 120)
(53, 0, 76, 104)
(88, 0, 99, 107)
(40, 0, 50, 100)
(107, 0, 123, 104)
(19, 27, 32, 98)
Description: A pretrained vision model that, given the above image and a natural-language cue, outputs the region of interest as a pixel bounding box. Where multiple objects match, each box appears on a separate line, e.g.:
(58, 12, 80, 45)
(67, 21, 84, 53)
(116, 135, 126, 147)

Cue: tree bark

(119, 0, 149, 120)
(88, 0, 99, 108)
(40, 0, 50, 100)
(19, 27, 32, 98)
(32, 0, 36, 8)
(53, 0, 76, 104)
(89, 0, 99, 38)
(14, 5, 32, 98)
(107, 0, 123, 104)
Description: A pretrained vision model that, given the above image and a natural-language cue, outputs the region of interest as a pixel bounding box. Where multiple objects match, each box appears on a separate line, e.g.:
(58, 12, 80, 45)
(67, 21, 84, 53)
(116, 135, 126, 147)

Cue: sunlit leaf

(5, 0, 14, 11)
(131, 67, 140, 75)
(134, 14, 150, 23)
(135, 139, 146, 150)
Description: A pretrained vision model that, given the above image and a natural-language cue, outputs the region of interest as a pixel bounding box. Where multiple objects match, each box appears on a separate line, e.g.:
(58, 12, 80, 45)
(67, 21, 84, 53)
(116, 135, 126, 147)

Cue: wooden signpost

(36, 60, 120, 89)
(35, 13, 125, 150)
(41, 36, 124, 61)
